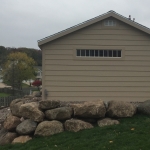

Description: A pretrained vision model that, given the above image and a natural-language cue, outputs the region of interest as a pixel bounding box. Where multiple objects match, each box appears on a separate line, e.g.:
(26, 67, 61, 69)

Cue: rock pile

(1, 97, 148, 146)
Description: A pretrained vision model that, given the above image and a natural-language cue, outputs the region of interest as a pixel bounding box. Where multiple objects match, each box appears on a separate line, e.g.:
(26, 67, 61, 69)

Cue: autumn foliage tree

(2, 52, 36, 91)
(32, 80, 42, 90)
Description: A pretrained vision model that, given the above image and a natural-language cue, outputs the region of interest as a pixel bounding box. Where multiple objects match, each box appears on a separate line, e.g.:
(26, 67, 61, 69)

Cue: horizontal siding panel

(45, 65, 150, 72)
(45, 60, 150, 66)
(45, 71, 150, 76)
(51, 40, 150, 46)
(66, 34, 150, 41)
(125, 51, 150, 56)
(47, 91, 150, 97)
(44, 46, 150, 51)
(77, 29, 145, 35)
(45, 50, 73, 55)
(45, 55, 150, 61)
(45, 76, 150, 82)
(44, 44, 150, 49)
(46, 87, 150, 92)
(45, 55, 71, 60)
(45, 81, 150, 87)
(46, 96, 149, 102)
(125, 56, 150, 61)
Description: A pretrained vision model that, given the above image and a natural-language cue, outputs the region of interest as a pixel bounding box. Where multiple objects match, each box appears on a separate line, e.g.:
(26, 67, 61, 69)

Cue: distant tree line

(0, 46, 42, 66)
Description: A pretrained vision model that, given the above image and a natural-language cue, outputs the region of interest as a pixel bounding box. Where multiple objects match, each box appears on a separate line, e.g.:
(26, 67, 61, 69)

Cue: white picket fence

(0, 96, 20, 107)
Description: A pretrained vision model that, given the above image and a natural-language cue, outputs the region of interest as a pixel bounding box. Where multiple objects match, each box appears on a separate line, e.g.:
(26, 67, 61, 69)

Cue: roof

(38, 10, 150, 48)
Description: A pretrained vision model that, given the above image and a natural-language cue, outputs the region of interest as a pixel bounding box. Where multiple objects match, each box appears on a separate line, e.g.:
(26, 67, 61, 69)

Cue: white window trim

(73, 46, 125, 61)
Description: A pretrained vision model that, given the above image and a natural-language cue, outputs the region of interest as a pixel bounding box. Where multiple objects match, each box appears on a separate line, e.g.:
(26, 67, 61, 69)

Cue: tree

(2, 52, 36, 92)
(32, 80, 42, 90)
(0, 46, 8, 65)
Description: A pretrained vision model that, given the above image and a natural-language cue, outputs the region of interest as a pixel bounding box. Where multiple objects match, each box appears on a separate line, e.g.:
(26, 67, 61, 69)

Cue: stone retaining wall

(0, 95, 149, 145)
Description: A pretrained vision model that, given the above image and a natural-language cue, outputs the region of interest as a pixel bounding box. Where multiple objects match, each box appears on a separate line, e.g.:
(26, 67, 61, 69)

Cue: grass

(0, 93, 11, 97)
(3, 81, 30, 89)
(1, 114, 150, 150)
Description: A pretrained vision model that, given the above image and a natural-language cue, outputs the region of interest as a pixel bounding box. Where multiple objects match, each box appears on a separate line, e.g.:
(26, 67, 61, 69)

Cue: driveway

(0, 83, 11, 88)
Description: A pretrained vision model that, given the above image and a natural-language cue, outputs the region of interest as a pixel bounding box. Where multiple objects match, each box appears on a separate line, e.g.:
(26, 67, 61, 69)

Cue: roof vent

(108, 10, 115, 13)
(133, 18, 135, 22)
(129, 15, 131, 20)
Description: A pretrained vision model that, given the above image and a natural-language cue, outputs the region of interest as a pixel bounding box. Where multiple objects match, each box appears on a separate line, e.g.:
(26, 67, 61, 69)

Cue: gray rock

(71, 100, 106, 118)
(34, 120, 64, 136)
(0, 107, 11, 124)
(64, 118, 93, 132)
(97, 118, 120, 127)
(39, 100, 60, 110)
(16, 119, 37, 135)
(106, 100, 137, 118)
(3, 115, 21, 131)
(19, 102, 45, 122)
(138, 100, 150, 115)
(45, 107, 73, 120)
(32, 91, 41, 97)
(0, 128, 17, 145)
(10, 99, 24, 117)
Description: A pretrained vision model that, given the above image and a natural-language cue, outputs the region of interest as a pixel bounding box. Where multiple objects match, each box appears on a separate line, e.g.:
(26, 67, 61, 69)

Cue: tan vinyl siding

(42, 18, 150, 102)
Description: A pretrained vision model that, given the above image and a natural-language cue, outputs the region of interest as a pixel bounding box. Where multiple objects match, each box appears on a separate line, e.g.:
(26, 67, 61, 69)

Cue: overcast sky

(0, 0, 150, 49)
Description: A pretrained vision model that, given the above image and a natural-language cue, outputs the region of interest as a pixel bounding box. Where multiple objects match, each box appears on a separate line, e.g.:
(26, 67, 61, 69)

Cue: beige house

(38, 11, 150, 102)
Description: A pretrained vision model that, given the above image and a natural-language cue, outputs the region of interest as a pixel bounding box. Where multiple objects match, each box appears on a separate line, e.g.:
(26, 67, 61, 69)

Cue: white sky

(0, 0, 150, 49)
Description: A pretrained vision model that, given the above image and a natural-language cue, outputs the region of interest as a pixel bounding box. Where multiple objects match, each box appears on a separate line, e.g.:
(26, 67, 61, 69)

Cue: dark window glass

(90, 50, 94, 57)
(108, 50, 112, 57)
(118, 50, 121, 57)
(77, 49, 121, 58)
(99, 50, 103, 57)
(81, 50, 85, 56)
(86, 50, 89, 56)
(113, 50, 117, 57)
(95, 50, 98, 57)
(77, 50, 80, 56)
(104, 50, 108, 57)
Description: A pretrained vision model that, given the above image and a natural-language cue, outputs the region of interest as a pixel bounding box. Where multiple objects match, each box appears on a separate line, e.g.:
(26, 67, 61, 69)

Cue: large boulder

(12, 135, 32, 144)
(138, 100, 150, 115)
(64, 119, 93, 132)
(97, 118, 120, 127)
(45, 107, 73, 120)
(0, 107, 11, 124)
(106, 100, 137, 118)
(0, 128, 17, 145)
(3, 115, 21, 131)
(39, 100, 60, 110)
(71, 100, 106, 118)
(19, 102, 45, 122)
(16, 119, 37, 135)
(34, 120, 64, 136)
(10, 99, 24, 117)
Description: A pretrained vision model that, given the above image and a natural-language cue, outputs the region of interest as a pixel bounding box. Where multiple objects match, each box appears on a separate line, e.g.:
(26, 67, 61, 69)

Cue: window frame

(73, 46, 125, 61)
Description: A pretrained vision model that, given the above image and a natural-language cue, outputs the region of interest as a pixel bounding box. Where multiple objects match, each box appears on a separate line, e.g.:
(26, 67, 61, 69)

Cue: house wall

(42, 18, 150, 102)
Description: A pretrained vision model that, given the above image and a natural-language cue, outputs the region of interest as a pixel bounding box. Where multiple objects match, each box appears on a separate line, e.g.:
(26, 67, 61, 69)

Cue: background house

(35, 66, 42, 80)
(38, 11, 150, 102)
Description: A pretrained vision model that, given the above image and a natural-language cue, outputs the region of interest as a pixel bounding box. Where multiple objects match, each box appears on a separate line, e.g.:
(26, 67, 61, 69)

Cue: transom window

(104, 20, 116, 26)
(76, 49, 121, 57)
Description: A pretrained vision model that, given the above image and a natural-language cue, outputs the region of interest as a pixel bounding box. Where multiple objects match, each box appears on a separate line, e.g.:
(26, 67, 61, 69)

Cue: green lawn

(1, 114, 150, 150)
(3, 81, 30, 89)
(0, 93, 11, 97)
